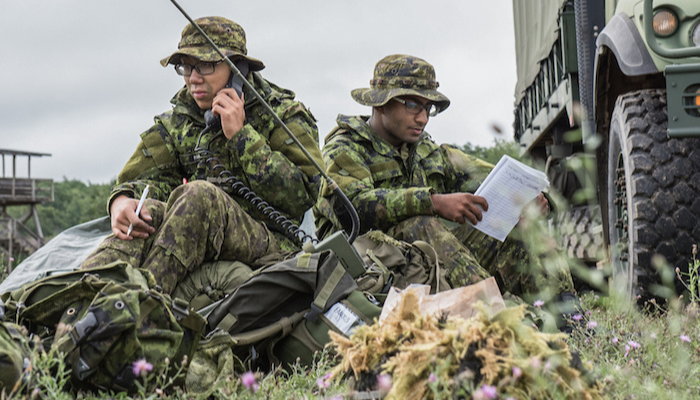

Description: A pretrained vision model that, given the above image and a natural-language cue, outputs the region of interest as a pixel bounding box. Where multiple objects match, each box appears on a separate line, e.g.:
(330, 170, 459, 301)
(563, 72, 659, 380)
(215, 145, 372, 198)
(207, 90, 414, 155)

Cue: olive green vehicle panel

(513, 0, 566, 103)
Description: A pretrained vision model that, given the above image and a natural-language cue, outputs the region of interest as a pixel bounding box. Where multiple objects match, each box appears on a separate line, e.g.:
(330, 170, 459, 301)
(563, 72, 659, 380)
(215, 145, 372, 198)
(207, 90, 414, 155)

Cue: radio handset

(204, 58, 249, 130)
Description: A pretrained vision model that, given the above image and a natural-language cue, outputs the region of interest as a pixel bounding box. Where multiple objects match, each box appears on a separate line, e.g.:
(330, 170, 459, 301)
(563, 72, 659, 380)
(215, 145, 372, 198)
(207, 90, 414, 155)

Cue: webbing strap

(312, 262, 346, 314)
(217, 313, 238, 333)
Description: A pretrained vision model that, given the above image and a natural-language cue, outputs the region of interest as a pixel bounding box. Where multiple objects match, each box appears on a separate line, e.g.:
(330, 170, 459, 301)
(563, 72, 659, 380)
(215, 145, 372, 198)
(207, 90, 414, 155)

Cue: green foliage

(457, 138, 521, 165)
(6, 178, 113, 240)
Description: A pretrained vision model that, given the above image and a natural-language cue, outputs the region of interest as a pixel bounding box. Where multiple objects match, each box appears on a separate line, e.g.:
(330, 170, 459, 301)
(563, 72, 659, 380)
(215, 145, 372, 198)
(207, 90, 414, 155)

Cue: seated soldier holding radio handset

(81, 16, 323, 294)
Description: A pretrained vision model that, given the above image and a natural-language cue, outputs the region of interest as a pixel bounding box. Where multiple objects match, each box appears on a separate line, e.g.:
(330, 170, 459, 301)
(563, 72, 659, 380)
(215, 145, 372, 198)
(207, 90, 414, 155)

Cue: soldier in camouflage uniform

(315, 54, 575, 307)
(81, 17, 323, 294)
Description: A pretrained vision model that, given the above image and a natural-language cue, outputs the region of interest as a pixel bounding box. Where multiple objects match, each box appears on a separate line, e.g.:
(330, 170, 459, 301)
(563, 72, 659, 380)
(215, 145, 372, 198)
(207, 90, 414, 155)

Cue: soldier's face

(375, 96, 430, 147)
(182, 56, 231, 110)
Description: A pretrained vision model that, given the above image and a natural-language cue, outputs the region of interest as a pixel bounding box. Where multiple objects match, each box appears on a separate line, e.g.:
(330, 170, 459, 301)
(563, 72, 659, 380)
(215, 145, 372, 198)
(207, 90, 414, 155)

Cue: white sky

(0, 0, 517, 184)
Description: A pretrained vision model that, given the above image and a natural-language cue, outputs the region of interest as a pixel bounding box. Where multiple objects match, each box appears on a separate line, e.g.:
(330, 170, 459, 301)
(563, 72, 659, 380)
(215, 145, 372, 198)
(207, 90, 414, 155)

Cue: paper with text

(471, 155, 549, 241)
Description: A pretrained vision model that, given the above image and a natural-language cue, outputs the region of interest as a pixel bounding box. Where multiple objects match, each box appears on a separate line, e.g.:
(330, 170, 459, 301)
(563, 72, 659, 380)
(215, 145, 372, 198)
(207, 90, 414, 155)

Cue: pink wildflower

(572, 314, 583, 321)
(377, 374, 392, 392)
(512, 366, 522, 378)
(624, 344, 630, 357)
(428, 372, 437, 383)
(481, 384, 498, 399)
(680, 334, 691, 343)
(317, 372, 331, 389)
(533, 299, 544, 308)
(132, 359, 153, 377)
(241, 371, 259, 392)
(628, 340, 640, 349)
(612, 337, 618, 344)
(587, 320, 597, 329)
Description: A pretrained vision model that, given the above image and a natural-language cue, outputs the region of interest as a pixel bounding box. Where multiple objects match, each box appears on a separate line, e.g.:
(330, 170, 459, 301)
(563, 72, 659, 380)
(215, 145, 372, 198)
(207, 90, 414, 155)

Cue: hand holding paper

(470, 155, 549, 241)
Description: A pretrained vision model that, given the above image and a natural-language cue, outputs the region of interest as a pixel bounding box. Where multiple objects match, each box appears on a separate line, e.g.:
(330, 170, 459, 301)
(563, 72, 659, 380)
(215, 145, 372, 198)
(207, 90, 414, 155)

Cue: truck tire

(558, 205, 604, 262)
(607, 89, 700, 299)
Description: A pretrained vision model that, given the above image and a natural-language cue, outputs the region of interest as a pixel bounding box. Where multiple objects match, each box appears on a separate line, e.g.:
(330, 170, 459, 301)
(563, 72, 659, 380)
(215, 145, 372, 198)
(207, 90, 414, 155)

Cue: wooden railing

(0, 178, 54, 206)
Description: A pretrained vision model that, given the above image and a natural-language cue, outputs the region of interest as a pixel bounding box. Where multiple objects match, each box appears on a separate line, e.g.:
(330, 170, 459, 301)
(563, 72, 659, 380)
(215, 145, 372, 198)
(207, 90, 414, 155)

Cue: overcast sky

(1, 0, 517, 184)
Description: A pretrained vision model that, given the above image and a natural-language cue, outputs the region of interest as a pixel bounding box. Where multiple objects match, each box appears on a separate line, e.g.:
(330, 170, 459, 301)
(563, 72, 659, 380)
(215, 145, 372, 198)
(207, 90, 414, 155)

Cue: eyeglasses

(174, 60, 223, 76)
(393, 98, 439, 117)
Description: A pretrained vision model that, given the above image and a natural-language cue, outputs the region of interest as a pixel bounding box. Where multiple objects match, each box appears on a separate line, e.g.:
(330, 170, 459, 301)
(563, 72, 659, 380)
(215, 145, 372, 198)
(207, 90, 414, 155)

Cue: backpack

(201, 230, 443, 372)
(0, 261, 206, 393)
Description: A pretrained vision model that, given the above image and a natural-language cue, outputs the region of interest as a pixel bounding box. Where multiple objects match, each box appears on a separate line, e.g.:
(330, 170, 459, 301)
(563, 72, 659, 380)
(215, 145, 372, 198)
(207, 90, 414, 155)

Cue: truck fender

(595, 13, 658, 76)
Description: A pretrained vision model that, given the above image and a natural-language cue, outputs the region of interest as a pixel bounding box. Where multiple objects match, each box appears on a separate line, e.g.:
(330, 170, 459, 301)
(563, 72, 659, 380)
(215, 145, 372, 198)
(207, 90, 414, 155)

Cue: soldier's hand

(431, 193, 488, 225)
(213, 89, 245, 139)
(110, 195, 155, 240)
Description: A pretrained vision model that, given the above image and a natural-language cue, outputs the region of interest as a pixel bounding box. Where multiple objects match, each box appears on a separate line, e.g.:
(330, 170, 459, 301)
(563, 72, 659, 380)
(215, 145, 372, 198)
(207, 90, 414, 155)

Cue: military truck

(512, 0, 700, 299)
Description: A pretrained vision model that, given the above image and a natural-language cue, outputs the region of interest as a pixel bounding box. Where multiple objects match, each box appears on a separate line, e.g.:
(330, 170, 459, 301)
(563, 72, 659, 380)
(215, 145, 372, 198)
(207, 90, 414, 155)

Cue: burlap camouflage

(160, 16, 265, 71)
(111, 71, 322, 230)
(314, 114, 574, 299)
(82, 181, 294, 294)
(351, 54, 450, 113)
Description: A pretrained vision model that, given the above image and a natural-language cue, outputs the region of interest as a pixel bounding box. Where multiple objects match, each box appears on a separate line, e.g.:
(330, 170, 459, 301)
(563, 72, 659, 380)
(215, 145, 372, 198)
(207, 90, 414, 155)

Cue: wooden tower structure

(0, 149, 54, 272)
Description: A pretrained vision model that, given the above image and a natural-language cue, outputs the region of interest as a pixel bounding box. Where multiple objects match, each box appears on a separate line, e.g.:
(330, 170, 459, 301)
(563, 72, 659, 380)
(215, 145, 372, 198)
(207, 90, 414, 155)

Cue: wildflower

(9, 257, 14, 262)
(132, 359, 153, 377)
(624, 344, 630, 357)
(428, 372, 437, 383)
(533, 299, 544, 308)
(317, 372, 331, 390)
(529, 357, 542, 370)
(475, 384, 498, 399)
(628, 340, 640, 349)
(377, 374, 392, 392)
(680, 334, 691, 343)
(241, 371, 259, 392)
(512, 366, 522, 378)
(612, 337, 618, 344)
(572, 314, 583, 321)
(650, 333, 657, 339)
(587, 320, 597, 329)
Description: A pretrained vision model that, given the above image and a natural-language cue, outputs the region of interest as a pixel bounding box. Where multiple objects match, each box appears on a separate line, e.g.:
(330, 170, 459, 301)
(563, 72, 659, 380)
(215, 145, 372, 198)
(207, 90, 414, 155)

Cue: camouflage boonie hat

(352, 54, 450, 112)
(160, 16, 265, 71)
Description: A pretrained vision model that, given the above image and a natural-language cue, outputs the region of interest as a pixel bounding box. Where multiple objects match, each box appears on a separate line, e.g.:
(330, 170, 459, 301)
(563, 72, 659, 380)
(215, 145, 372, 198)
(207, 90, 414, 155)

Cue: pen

(127, 185, 150, 237)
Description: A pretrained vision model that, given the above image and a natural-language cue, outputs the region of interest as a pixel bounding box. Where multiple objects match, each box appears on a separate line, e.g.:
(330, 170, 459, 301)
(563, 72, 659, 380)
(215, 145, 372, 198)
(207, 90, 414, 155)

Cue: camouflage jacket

(111, 72, 323, 228)
(314, 114, 493, 238)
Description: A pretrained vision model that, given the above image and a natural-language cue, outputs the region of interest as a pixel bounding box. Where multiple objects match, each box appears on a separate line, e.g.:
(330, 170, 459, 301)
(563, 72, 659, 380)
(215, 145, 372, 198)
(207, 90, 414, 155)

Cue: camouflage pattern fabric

(0, 322, 29, 393)
(82, 181, 291, 294)
(314, 114, 574, 299)
(351, 54, 450, 112)
(160, 16, 265, 71)
(110, 71, 322, 232)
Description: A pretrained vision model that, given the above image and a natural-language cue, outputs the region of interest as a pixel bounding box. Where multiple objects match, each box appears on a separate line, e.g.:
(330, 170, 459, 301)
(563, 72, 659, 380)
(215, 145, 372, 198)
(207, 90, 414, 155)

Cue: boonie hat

(352, 54, 450, 112)
(160, 16, 265, 71)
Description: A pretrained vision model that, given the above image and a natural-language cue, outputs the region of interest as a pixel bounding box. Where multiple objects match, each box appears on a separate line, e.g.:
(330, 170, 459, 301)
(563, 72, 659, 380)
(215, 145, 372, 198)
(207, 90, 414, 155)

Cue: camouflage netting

(328, 290, 603, 400)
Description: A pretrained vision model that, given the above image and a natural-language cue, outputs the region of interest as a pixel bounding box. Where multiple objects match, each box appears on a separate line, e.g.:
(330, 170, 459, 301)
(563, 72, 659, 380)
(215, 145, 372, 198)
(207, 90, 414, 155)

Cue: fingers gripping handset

(204, 58, 249, 130)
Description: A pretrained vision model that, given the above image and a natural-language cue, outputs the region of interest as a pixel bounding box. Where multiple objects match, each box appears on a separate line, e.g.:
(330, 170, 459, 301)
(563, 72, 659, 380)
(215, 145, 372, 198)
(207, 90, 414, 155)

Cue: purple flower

(628, 340, 640, 349)
(572, 314, 583, 321)
(533, 299, 544, 308)
(680, 334, 691, 343)
(624, 344, 630, 357)
(317, 373, 331, 389)
(132, 359, 153, 377)
(9, 257, 14, 262)
(587, 320, 597, 329)
(512, 366, 522, 378)
(480, 384, 498, 399)
(612, 337, 619, 344)
(377, 374, 392, 392)
(428, 372, 437, 383)
(241, 371, 259, 392)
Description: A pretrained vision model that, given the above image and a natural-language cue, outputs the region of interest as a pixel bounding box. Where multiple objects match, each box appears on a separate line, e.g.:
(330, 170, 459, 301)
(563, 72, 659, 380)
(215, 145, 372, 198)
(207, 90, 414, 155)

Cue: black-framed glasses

(393, 98, 439, 117)
(174, 60, 224, 76)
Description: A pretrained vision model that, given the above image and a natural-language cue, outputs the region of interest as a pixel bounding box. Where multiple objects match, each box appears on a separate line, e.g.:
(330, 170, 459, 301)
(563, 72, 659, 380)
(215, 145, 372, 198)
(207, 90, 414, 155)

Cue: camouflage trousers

(81, 181, 281, 294)
(387, 216, 574, 301)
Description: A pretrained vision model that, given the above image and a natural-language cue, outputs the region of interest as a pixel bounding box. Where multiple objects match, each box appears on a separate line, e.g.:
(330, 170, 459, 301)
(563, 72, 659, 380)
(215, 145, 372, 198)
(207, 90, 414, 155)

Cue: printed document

(471, 155, 549, 241)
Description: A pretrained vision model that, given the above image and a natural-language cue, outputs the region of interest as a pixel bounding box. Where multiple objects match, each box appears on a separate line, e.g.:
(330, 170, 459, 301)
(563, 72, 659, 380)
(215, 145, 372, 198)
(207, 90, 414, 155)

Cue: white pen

(126, 185, 150, 237)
